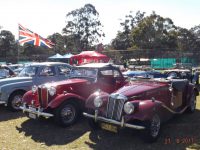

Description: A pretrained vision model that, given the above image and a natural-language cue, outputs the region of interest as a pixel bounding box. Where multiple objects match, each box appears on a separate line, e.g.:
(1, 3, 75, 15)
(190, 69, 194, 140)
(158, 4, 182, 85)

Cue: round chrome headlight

(124, 102, 135, 114)
(32, 85, 37, 94)
(48, 86, 56, 96)
(94, 96, 103, 108)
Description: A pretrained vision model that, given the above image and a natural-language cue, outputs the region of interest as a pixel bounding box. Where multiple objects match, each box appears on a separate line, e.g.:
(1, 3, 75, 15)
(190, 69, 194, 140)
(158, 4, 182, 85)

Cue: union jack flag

(18, 24, 55, 48)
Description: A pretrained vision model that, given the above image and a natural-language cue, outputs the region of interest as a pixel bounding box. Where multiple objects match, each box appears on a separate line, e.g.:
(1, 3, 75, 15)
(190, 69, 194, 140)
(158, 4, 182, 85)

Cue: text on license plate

(29, 113, 36, 119)
(100, 123, 118, 133)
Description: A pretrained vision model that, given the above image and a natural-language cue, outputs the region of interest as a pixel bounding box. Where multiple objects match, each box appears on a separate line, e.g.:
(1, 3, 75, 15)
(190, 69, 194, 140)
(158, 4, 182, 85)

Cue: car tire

(54, 101, 79, 127)
(7, 91, 25, 112)
(142, 114, 161, 143)
(187, 92, 196, 113)
(88, 118, 100, 130)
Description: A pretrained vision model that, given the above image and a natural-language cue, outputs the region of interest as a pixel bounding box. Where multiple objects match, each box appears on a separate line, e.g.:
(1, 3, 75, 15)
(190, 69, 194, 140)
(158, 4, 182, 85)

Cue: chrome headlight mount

(94, 96, 103, 108)
(32, 85, 37, 94)
(48, 86, 56, 96)
(124, 102, 135, 114)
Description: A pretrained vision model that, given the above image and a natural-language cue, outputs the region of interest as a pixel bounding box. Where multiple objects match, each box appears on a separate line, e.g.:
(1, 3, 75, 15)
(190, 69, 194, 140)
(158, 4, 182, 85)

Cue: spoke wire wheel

(150, 114, 161, 138)
(11, 94, 23, 110)
(190, 93, 196, 112)
(60, 104, 76, 125)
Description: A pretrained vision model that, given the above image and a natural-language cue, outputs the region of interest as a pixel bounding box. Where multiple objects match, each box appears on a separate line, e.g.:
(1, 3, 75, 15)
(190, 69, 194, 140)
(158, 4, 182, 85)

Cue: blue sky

(0, 0, 200, 44)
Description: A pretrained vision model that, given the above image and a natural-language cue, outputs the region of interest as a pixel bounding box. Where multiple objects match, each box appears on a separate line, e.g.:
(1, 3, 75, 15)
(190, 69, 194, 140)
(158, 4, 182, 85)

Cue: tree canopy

(62, 3, 104, 51)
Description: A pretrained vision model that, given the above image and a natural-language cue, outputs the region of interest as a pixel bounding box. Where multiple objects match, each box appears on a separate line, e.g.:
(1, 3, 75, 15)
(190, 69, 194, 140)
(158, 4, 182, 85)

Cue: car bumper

(83, 111, 145, 130)
(0, 101, 6, 105)
(20, 104, 53, 118)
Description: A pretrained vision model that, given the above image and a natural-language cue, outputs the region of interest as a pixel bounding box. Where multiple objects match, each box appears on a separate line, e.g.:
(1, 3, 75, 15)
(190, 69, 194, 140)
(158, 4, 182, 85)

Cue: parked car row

(0, 62, 199, 143)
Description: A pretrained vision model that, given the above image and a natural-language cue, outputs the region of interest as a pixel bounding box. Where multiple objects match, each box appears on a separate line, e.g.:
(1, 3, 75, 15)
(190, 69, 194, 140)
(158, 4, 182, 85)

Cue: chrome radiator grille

(106, 96, 126, 121)
(38, 87, 48, 108)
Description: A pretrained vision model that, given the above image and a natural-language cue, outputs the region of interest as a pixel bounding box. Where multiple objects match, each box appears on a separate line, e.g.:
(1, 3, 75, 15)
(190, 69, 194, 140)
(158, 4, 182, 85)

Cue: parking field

(0, 97, 200, 150)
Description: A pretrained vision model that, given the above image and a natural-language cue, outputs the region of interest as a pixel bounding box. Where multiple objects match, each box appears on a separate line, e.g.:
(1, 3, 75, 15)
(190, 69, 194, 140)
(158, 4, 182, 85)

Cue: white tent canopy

(48, 53, 64, 59)
(62, 53, 74, 58)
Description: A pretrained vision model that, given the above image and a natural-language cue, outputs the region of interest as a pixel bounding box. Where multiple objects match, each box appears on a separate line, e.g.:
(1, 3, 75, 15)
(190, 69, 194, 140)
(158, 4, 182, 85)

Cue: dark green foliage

(62, 3, 104, 51)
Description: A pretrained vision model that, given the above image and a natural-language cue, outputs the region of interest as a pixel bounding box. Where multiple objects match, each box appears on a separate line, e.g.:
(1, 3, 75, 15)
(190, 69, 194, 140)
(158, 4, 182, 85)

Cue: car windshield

(70, 68, 98, 80)
(18, 66, 38, 77)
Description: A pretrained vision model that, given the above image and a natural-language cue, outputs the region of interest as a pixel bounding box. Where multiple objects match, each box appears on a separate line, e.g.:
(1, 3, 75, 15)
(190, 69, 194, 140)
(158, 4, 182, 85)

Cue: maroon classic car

(83, 78, 199, 142)
(20, 63, 126, 127)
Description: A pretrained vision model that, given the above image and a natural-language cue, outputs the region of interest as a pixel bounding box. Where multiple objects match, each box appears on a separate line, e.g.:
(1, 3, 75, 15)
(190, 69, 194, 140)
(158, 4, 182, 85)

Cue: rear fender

(48, 93, 85, 109)
(126, 100, 162, 122)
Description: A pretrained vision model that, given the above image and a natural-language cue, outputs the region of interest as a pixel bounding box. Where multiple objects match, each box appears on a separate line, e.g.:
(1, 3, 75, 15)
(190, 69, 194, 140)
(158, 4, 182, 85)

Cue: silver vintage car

(0, 62, 72, 111)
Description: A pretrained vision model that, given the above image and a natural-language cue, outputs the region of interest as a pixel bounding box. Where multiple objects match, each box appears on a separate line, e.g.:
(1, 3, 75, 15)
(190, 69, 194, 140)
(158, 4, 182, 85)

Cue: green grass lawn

(0, 97, 200, 150)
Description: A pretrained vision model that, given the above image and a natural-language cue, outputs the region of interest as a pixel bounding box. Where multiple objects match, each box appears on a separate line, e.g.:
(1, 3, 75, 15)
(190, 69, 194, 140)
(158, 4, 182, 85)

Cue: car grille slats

(38, 87, 48, 108)
(106, 96, 126, 121)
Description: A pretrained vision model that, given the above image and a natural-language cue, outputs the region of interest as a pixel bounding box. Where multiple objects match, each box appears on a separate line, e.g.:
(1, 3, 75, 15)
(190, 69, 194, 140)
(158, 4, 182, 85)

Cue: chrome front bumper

(20, 104, 54, 118)
(83, 111, 145, 130)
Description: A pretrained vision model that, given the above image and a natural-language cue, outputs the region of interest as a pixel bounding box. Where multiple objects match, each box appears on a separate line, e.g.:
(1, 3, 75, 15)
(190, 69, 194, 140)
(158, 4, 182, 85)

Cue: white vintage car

(0, 62, 72, 111)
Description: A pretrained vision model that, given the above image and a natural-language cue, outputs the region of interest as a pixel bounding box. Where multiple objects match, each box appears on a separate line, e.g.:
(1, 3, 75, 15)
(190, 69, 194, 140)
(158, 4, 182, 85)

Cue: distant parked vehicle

(0, 62, 72, 111)
(0, 65, 15, 79)
(8, 64, 24, 74)
(123, 70, 167, 78)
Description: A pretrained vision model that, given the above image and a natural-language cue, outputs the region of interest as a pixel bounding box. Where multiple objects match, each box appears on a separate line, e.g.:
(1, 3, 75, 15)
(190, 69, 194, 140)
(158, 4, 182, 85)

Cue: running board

(162, 104, 188, 114)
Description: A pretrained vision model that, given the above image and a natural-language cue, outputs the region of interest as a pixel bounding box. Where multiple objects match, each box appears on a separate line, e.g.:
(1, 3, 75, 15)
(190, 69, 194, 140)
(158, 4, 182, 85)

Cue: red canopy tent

(70, 51, 110, 65)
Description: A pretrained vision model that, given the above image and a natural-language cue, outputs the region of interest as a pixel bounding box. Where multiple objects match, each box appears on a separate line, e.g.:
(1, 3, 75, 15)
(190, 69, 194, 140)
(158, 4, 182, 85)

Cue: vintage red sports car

(20, 63, 126, 127)
(83, 78, 199, 142)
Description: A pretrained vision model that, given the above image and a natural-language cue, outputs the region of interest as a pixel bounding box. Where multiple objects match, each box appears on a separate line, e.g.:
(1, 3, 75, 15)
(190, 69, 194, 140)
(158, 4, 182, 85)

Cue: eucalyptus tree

(130, 11, 177, 49)
(112, 11, 145, 50)
(48, 33, 65, 54)
(0, 30, 17, 58)
(63, 3, 104, 51)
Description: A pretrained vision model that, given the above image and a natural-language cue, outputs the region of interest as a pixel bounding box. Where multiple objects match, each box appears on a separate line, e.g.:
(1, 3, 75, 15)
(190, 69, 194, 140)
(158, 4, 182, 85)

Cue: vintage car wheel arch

(48, 93, 85, 109)
(130, 100, 163, 121)
(8, 90, 26, 111)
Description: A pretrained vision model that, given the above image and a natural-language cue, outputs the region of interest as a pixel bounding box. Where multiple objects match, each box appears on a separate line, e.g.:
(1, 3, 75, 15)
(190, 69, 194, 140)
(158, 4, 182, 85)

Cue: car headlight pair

(31, 85, 56, 96)
(94, 96, 135, 115)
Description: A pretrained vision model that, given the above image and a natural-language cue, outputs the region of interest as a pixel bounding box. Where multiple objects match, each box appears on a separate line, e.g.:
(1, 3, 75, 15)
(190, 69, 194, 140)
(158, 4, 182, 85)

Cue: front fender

(48, 93, 85, 109)
(126, 100, 162, 122)
(0, 81, 32, 101)
(85, 90, 109, 109)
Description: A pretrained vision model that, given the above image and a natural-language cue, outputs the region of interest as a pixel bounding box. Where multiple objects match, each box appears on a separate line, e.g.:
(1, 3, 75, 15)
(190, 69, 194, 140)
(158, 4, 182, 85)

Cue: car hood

(43, 78, 89, 88)
(115, 81, 166, 98)
(0, 76, 32, 87)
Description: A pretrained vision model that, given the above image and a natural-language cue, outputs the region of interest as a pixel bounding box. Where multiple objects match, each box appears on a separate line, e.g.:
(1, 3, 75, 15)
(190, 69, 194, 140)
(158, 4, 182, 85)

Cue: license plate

(101, 123, 118, 133)
(29, 113, 36, 119)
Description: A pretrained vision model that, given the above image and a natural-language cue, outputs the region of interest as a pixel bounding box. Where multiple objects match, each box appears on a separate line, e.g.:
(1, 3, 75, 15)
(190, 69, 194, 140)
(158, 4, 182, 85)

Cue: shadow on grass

(86, 110, 200, 150)
(16, 117, 89, 146)
(0, 105, 24, 122)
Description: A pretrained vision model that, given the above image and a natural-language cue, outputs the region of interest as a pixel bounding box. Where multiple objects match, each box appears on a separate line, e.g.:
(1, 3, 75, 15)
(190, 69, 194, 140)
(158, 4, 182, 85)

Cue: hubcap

(150, 115, 160, 138)
(12, 95, 22, 110)
(60, 105, 76, 124)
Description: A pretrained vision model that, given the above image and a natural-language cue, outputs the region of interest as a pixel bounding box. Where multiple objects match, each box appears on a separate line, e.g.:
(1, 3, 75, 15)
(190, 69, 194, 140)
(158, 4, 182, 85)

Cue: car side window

(39, 66, 55, 76)
(57, 65, 71, 75)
